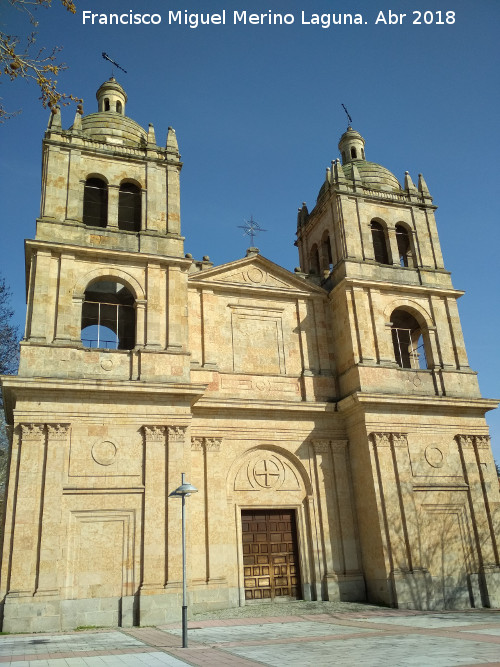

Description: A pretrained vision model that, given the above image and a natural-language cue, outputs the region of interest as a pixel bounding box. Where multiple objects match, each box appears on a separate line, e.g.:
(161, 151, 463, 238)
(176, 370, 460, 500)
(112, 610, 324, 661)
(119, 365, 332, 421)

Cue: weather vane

(341, 103, 353, 127)
(238, 215, 267, 246)
(102, 52, 127, 74)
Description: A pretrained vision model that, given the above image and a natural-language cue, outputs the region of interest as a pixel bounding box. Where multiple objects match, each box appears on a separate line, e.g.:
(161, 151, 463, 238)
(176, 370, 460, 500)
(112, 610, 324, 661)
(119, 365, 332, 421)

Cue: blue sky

(1, 0, 499, 458)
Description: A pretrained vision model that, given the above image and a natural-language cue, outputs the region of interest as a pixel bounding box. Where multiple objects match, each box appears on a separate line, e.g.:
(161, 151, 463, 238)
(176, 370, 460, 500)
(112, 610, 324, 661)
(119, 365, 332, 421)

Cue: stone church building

(1, 78, 499, 632)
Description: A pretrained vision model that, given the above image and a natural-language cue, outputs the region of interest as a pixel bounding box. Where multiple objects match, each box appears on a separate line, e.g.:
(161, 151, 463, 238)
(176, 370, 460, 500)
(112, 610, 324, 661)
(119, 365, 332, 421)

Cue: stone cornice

(194, 397, 337, 414)
(43, 135, 179, 166)
(25, 237, 191, 269)
(1, 376, 207, 399)
(338, 392, 498, 416)
(328, 275, 464, 301)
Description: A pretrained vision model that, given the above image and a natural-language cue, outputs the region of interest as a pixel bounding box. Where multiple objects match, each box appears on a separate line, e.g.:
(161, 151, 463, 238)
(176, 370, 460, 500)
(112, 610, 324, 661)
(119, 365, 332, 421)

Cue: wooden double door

(241, 509, 301, 602)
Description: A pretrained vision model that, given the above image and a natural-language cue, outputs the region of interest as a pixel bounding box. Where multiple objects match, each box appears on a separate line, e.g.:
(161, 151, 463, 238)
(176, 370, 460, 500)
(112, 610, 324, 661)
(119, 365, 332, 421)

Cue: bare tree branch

(1, 0, 81, 121)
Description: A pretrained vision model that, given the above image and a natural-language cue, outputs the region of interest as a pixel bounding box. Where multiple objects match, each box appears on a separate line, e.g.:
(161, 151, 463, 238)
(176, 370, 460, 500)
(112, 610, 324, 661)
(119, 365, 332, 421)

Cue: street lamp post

(168, 473, 198, 648)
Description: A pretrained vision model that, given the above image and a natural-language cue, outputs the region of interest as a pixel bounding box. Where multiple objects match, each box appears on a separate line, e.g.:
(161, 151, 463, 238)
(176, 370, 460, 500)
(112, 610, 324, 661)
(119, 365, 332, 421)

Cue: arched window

(341, 151, 346, 163)
(390, 309, 428, 369)
(322, 234, 333, 271)
(309, 244, 320, 275)
(361, 148, 365, 159)
(351, 147, 357, 159)
(396, 224, 414, 267)
(370, 221, 390, 264)
(83, 178, 108, 228)
(118, 183, 141, 232)
(104, 98, 110, 111)
(81, 281, 135, 350)
(116, 101, 122, 114)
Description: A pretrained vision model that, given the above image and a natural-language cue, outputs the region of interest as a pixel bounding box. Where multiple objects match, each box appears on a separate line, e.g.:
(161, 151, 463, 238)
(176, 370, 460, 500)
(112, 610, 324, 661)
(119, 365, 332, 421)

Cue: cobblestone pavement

(1, 603, 499, 666)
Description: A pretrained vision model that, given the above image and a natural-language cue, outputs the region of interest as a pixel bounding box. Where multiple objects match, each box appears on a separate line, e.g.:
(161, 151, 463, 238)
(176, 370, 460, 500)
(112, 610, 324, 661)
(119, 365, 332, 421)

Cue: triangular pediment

(188, 254, 324, 296)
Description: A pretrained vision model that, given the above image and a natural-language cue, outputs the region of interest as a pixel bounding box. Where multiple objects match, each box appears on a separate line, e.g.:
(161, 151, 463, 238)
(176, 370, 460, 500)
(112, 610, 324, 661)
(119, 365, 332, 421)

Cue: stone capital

(392, 433, 408, 448)
(167, 425, 187, 443)
(311, 439, 332, 453)
(20, 423, 45, 440)
(330, 439, 349, 453)
(475, 435, 491, 449)
(191, 437, 203, 451)
(372, 432, 407, 448)
(191, 436, 222, 452)
(456, 434, 475, 449)
(372, 432, 392, 448)
(46, 424, 70, 440)
(205, 437, 222, 452)
(142, 425, 166, 442)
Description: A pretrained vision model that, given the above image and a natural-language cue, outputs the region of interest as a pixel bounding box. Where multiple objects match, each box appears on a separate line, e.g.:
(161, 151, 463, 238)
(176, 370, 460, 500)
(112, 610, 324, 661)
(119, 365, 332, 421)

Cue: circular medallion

(253, 459, 281, 489)
(424, 446, 444, 468)
(91, 440, 117, 466)
(100, 358, 114, 371)
(254, 379, 270, 391)
(246, 268, 265, 284)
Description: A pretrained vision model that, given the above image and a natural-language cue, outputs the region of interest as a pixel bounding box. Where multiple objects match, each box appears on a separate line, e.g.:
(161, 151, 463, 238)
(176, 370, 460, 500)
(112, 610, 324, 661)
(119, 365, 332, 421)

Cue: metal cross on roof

(102, 52, 127, 74)
(238, 215, 267, 246)
(341, 103, 353, 128)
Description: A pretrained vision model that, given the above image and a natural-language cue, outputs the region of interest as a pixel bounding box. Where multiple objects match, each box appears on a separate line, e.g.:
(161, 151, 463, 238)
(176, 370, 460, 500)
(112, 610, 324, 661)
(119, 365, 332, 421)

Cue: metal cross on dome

(238, 215, 267, 246)
(102, 52, 127, 74)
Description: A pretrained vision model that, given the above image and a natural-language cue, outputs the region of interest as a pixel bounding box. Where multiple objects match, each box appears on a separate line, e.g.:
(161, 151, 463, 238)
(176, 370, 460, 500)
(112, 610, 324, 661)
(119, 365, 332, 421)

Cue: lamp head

(169, 481, 198, 497)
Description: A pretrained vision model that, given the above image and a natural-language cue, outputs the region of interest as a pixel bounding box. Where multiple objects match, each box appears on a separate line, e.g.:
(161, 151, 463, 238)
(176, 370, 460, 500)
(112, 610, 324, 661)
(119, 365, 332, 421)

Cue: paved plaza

(0, 604, 499, 666)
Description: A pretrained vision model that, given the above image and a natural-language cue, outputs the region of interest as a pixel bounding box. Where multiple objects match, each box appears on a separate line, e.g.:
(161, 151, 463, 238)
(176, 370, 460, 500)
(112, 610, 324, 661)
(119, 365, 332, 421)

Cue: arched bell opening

(370, 220, 391, 265)
(81, 280, 136, 350)
(83, 177, 108, 228)
(309, 244, 320, 275)
(118, 182, 141, 232)
(390, 309, 429, 369)
(396, 223, 416, 268)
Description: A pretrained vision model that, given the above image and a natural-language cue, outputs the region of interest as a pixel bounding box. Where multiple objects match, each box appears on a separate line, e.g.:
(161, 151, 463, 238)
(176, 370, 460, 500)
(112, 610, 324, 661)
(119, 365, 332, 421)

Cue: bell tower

(1, 80, 205, 632)
(296, 126, 500, 609)
(21, 77, 190, 381)
(296, 125, 478, 400)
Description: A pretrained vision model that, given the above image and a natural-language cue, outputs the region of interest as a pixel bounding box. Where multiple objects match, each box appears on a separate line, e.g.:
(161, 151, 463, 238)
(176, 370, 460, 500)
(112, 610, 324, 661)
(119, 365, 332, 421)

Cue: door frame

(235, 503, 309, 606)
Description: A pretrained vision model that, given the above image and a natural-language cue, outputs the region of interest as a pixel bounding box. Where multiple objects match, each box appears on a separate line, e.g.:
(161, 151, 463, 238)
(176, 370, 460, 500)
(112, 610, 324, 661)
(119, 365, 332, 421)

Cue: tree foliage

(1, 0, 81, 121)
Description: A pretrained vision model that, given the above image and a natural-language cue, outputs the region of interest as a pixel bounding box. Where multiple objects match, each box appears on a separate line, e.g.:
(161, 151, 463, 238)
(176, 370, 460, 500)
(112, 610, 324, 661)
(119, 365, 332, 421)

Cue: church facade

(1, 79, 499, 632)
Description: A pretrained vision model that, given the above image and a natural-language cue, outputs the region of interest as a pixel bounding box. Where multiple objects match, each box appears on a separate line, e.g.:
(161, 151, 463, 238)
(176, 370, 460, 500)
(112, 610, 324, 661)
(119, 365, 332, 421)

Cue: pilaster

(371, 431, 434, 609)
(456, 433, 500, 606)
(191, 436, 225, 583)
(141, 426, 167, 592)
(145, 263, 164, 349)
(27, 250, 55, 343)
(387, 228, 400, 266)
(352, 287, 376, 363)
(166, 266, 185, 352)
(166, 164, 181, 236)
(200, 290, 218, 369)
(311, 438, 364, 601)
(35, 424, 71, 596)
(8, 424, 46, 595)
(107, 185, 119, 228)
(371, 432, 411, 573)
(165, 425, 189, 587)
